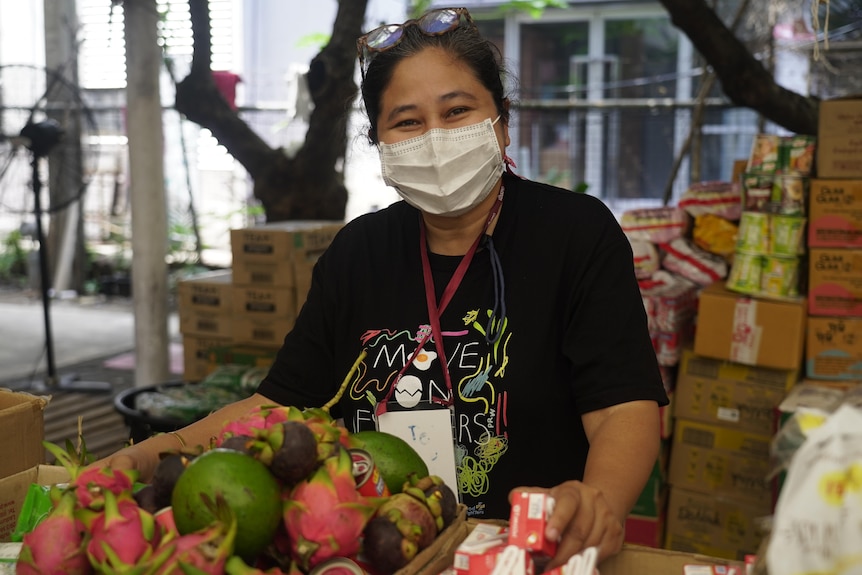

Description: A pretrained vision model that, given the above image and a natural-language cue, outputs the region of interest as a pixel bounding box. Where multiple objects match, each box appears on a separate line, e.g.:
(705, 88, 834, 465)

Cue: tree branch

(658, 0, 819, 135)
(174, 0, 279, 178)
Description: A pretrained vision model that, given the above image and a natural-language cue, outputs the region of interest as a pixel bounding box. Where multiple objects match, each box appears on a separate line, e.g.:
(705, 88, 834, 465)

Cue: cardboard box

(232, 285, 295, 318)
(176, 269, 233, 315)
(231, 260, 295, 288)
(230, 221, 342, 265)
(182, 335, 232, 382)
(694, 282, 807, 371)
(668, 421, 773, 510)
(178, 310, 233, 339)
(599, 544, 743, 575)
(817, 97, 862, 179)
(0, 391, 48, 481)
(665, 486, 767, 561)
(673, 418, 772, 458)
(806, 316, 862, 379)
(808, 248, 862, 316)
(232, 315, 295, 348)
(0, 465, 69, 542)
(674, 349, 797, 435)
(808, 179, 862, 248)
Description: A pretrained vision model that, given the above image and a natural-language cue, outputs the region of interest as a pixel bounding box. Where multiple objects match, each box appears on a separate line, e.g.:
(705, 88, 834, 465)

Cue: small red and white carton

(508, 491, 557, 558)
(453, 522, 510, 575)
(489, 545, 535, 575)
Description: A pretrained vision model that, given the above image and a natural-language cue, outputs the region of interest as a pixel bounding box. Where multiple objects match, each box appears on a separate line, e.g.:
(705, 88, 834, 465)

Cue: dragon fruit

(148, 494, 237, 575)
(282, 447, 378, 571)
(216, 404, 304, 446)
(16, 491, 91, 575)
(71, 465, 138, 510)
(85, 489, 157, 571)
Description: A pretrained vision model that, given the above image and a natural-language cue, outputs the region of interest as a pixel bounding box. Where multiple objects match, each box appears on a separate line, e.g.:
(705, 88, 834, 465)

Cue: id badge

(376, 404, 460, 501)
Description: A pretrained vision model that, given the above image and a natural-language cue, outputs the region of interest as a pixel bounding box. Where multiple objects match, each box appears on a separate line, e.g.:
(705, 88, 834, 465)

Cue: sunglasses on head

(357, 7, 477, 78)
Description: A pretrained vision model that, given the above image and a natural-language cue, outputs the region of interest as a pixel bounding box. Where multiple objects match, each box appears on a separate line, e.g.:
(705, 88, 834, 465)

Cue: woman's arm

(533, 400, 661, 568)
(93, 393, 275, 482)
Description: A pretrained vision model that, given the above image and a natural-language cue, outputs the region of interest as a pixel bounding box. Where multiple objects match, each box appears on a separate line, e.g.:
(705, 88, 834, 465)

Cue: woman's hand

(510, 481, 624, 569)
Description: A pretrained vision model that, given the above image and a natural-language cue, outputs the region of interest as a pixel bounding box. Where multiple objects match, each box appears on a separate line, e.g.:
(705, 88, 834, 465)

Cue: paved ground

(0, 286, 181, 460)
(0, 287, 178, 390)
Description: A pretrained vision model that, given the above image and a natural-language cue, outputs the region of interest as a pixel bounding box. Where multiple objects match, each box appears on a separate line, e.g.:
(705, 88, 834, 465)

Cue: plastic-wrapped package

(692, 213, 739, 259)
(630, 238, 661, 279)
(621, 207, 690, 244)
(660, 237, 729, 286)
(678, 181, 742, 221)
(639, 270, 699, 333)
(767, 404, 862, 575)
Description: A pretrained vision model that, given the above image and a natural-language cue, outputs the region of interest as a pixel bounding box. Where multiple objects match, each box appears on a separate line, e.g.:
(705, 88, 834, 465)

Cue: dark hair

(359, 21, 509, 145)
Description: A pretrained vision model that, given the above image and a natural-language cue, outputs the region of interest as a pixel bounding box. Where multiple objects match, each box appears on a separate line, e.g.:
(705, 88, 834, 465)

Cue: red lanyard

(376, 187, 504, 416)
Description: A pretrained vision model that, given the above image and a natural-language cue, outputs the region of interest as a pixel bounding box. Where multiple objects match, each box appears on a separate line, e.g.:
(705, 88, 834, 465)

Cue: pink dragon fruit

(215, 404, 304, 446)
(147, 495, 237, 575)
(16, 491, 92, 575)
(85, 489, 158, 571)
(282, 447, 378, 571)
(71, 465, 138, 510)
(153, 506, 179, 547)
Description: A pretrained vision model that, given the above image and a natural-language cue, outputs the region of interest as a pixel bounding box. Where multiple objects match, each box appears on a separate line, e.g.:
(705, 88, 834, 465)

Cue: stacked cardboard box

(664, 350, 798, 560)
(230, 221, 342, 349)
(177, 269, 235, 381)
(806, 98, 862, 385)
(175, 221, 343, 382)
(0, 390, 48, 541)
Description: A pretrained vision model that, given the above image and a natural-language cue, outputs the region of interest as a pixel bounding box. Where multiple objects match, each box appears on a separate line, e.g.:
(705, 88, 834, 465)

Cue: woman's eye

(448, 107, 469, 117)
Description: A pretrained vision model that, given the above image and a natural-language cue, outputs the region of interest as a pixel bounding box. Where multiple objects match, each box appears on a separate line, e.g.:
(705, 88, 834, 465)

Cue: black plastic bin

(114, 381, 191, 444)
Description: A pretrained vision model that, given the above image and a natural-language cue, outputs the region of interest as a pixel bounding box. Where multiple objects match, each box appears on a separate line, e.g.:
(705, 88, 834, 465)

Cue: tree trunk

(175, 0, 369, 222)
(659, 0, 819, 135)
(125, 0, 171, 387)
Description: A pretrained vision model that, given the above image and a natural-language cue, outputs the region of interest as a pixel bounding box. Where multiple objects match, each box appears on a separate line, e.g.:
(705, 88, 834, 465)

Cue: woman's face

(376, 47, 508, 150)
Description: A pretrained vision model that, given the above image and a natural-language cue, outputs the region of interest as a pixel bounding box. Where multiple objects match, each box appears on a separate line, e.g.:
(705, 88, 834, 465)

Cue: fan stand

(23, 120, 112, 394)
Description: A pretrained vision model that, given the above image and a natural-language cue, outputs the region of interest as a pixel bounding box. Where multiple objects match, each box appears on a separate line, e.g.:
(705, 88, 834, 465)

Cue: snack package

(630, 239, 661, 279)
(621, 207, 690, 244)
(783, 134, 816, 176)
(766, 404, 862, 575)
(748, 134, 780, 174)
(661, 237, 729, 286)
(678, 181, 742, 221)
(693, 213, 739, 259)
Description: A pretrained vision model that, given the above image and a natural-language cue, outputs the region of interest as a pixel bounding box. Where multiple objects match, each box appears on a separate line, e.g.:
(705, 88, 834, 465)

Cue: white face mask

(379, 116, 504, 217)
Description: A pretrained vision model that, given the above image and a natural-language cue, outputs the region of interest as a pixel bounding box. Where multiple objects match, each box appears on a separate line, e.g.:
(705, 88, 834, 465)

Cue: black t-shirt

(258, 173, 668, 519)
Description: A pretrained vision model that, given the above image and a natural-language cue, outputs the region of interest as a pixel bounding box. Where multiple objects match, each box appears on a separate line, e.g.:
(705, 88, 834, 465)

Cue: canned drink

(771, 175, 808, 216)
(349, 449, 390, 497)
(761, 255, 800, 297)
(736, 212, 770, 254)
(786, 134, 816, 176)
(748, 134, 780, 174)
(770, 215, 807, 256)
(726, 252, 763, 295)
(309, 557, 366, 575)
(742, 173, 775, 212)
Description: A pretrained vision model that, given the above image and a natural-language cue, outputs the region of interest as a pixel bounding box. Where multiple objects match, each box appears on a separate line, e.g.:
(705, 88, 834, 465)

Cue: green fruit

(171, 448, 282, 560)
(352, 430, 429, 494)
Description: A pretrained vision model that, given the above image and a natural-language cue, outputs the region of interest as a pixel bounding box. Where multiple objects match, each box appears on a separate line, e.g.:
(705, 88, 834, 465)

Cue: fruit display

(15, 356, 463, 575)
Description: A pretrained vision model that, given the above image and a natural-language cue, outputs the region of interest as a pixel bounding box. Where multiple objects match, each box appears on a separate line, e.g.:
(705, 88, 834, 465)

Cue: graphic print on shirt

(350, 306, 511, 516)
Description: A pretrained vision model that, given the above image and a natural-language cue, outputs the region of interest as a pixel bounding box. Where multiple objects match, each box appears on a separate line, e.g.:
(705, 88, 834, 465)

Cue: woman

(103, 7, 667, 566)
